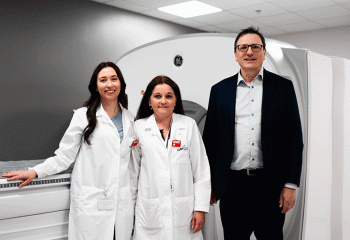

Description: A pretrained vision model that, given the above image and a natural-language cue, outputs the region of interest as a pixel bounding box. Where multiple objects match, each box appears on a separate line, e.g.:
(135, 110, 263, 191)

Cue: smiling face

(235, 33, 266, 76)
(96, 67, 121, 103)
(149, 83, 176, 119)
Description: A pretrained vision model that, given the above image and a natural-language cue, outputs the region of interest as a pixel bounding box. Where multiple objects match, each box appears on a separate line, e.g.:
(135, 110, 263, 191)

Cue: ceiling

(91, 0, 350, 36)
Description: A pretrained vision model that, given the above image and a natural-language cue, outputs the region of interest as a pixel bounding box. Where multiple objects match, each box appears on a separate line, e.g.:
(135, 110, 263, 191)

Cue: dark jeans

(219, 170, 285, 240)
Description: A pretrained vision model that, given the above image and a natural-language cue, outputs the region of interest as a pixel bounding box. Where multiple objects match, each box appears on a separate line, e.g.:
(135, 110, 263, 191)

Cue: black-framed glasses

(236, 44, 263, 52)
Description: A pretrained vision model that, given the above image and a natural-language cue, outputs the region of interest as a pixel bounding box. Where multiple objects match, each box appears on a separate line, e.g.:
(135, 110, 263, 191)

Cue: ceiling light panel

(158, 0, 222, 18)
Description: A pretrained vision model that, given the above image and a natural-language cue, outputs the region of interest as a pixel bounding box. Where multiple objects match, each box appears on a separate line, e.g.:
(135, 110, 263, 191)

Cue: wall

(272, 26, 350, 60)
(0, 0, 201, 161)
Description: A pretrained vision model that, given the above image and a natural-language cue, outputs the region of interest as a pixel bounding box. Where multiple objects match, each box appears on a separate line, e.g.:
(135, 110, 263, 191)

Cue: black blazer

(203, 69, 303, 200)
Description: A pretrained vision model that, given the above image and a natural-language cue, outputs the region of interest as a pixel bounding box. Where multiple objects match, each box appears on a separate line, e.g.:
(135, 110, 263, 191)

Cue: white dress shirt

(231, 68, 296, 189)
(231, 68, 263, 170)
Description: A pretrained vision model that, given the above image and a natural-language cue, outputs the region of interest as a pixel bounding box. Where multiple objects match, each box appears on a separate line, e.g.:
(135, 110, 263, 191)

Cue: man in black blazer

(203, 27, 303, 239)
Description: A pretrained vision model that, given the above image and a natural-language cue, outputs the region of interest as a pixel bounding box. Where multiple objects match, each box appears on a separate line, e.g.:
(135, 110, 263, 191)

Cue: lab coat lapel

(96, 104, 119, 136)
(121, 104, 133, 139)
(96, 104, 111, 126)
(170, 113, 186, 143)
(145, 115, 165, 146)
(145, 114, 186, 148)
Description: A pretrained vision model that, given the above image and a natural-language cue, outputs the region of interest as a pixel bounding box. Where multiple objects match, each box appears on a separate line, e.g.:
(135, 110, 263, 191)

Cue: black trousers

(219, 170, 285, 240)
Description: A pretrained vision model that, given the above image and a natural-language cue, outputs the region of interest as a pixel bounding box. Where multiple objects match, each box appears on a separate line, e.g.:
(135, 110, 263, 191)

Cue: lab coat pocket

(74, 186, 105, 210)
(71, 187, 114, 239)
(173, 195, 194, 227)
(136, 196, 162, 228)
(173, 140, 190, 163)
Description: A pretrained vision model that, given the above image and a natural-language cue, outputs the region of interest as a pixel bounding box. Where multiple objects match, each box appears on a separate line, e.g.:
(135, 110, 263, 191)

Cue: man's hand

(210, 191, 217, 204)
(192, 211, 205, 233)
(279, 187, 296, 213)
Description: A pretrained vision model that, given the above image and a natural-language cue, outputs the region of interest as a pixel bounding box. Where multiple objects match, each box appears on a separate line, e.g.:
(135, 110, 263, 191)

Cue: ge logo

(174, 55, 183, 67)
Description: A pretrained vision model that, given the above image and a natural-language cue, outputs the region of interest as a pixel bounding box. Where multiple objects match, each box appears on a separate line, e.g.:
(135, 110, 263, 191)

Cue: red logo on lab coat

(132, 139, 139, 146)
(172, 140, 181, 147)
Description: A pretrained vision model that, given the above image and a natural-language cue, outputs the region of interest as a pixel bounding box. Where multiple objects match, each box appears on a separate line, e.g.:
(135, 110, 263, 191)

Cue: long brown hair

(136, 75, 184, 120)
(83, 62, 127, 145)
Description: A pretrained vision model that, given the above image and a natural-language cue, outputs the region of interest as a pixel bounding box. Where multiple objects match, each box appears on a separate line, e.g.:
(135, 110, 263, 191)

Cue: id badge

(98, 196, 115, 211)
(172, 140, 181, 147)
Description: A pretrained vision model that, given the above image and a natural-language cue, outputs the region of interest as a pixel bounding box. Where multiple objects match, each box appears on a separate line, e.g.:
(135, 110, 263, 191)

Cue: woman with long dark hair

(131, 75, 211, 240)
(2, 62, 135, 240)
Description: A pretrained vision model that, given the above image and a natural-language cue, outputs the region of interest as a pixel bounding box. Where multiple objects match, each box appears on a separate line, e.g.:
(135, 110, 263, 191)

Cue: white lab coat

(131, 113, 211, 240)
(32, 104, 135, 240)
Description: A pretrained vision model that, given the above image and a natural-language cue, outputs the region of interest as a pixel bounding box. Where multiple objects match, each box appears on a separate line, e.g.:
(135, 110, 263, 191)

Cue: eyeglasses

(236, 44, 264, 52)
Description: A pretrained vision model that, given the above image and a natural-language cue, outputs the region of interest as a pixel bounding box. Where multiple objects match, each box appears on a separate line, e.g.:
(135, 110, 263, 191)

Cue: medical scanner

(0, 33, 349, 240)
(0, 160, 72, 239)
